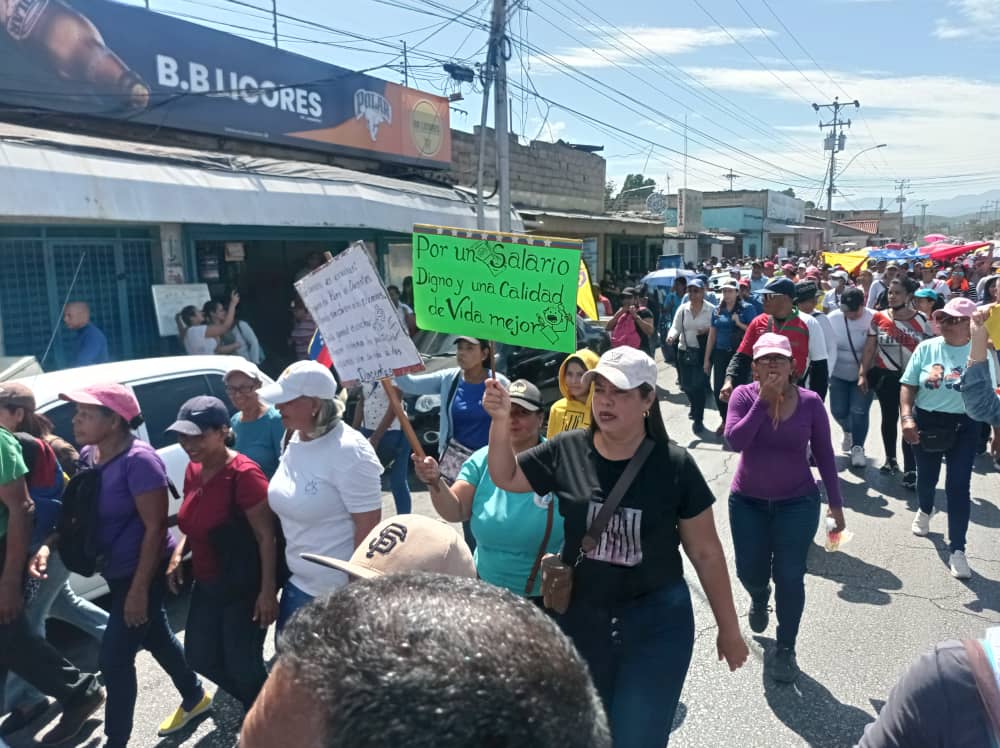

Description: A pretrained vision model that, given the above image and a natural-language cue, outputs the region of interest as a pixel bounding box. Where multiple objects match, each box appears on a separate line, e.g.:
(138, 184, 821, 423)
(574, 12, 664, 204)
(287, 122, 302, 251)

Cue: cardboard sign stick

(380, 377, 426, 459)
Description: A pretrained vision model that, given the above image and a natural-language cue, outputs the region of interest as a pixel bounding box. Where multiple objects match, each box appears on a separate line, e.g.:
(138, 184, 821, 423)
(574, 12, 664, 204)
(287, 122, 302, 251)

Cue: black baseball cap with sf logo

(302, 514, 476, 579)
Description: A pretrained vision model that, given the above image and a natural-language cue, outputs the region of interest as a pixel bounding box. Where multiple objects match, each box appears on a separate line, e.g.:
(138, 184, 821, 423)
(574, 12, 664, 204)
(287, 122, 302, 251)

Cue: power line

(546, 0, 825, 163)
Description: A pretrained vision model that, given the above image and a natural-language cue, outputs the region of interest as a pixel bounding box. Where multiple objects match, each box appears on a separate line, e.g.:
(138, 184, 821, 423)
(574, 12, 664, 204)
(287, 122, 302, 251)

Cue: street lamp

(836, 143, 887, 179)
(827, 143, 887, 249)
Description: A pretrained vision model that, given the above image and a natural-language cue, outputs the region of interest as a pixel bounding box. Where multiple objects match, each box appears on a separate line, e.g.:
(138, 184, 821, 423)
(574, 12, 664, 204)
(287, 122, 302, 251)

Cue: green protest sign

(412, 225, 582, 352)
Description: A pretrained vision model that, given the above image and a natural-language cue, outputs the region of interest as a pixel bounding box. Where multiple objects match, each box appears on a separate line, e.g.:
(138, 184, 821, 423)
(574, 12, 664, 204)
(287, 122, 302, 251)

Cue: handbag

(210, 478, 290, 603)
(540, 439, 655, 614)
(917, 409, 962, 453)
(438, 438, 475, 484)
(524, 499, 554, 596)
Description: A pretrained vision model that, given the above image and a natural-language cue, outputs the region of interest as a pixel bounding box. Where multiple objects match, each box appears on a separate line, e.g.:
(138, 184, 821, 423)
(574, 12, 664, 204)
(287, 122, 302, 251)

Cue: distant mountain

(845, 189, 1000, 218)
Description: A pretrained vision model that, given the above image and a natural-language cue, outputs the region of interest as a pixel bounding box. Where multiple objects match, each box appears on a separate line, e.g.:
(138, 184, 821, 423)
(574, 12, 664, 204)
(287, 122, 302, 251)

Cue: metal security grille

(0, 227, 159, 369)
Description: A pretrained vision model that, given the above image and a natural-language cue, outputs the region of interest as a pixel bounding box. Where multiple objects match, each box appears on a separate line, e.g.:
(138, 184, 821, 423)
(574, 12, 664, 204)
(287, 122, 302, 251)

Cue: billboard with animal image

(0, 0, 451, 168)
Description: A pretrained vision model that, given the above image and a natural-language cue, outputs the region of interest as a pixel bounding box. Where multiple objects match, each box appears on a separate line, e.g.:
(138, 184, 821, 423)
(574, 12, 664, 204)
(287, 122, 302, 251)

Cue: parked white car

(12, 355, 272, 600)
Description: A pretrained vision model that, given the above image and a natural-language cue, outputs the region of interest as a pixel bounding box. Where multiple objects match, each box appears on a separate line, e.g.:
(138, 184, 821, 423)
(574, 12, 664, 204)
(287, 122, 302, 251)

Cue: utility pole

(489, 0, 511, 232)
(895, 179, 910, 243)
(813, 97, 858, 250)
(917, 202, 928, 238)
(722, 169, 739, 191)
(271, 0, 279, 48)
(402, 42, 409, 87)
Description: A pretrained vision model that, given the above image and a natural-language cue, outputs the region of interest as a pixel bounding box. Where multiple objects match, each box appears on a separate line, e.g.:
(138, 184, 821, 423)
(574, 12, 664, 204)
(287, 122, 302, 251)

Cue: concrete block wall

(447, 127, 606, 214)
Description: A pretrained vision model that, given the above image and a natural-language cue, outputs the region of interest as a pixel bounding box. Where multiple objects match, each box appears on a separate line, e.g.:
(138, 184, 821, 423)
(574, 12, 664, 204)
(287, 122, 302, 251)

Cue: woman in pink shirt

(724, 333, 845, 685)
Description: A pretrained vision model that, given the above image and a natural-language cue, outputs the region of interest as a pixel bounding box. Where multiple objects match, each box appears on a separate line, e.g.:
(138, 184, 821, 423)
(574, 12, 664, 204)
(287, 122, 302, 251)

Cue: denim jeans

(0, 609, 100, 711)
(729, 493, 821, 649)
(710, 348, 735, 423)
(185, 580, 267, 711)
(101, 567, 203, 747)
(4, 551, 108, 711)
(913, 409, 979, 553)
(829, 376, 874, 445)
(276, 579, 315, 643)
(557, 580, 694, 747)
(361, 428, 412, 514)
(678, 349, 709, 424)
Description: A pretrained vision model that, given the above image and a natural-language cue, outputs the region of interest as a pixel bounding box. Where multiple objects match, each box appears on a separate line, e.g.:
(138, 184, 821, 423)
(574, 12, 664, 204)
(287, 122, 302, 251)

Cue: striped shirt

(870, 311, 933, 372)
(737, 312, 811, 379)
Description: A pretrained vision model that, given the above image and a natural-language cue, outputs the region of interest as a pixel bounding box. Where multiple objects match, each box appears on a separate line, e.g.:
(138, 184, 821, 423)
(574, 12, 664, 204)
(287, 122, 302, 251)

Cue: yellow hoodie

(546, 348, 600, 438)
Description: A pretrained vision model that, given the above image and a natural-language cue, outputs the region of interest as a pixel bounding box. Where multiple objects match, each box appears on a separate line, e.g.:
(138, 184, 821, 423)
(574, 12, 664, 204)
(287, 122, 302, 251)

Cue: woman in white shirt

(176, 291, 240, 356)
(259, 361, 383, 635)
(666, 278, 716, 434)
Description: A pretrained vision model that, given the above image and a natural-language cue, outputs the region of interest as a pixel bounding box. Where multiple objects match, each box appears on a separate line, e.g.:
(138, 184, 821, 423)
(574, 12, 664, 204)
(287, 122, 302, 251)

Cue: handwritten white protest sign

(294, 243, 424, 385)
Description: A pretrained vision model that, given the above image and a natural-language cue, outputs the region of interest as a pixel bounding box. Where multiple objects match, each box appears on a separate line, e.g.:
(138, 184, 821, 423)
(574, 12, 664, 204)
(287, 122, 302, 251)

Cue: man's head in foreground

(241, 572, 610, 748)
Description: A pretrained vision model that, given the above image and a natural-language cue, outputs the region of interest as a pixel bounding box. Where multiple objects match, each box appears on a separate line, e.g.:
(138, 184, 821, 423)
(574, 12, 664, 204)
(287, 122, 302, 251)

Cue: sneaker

(157, 692, 212, 737)
(850, 445, 866, 468)
(902, 471, 917, 490)
(879, 459, 899, 475)
(911, 510, 931, 537)
(768, 645, 801, 683)
(950, 551, 972, 579)
(748, 595, 770, 634)
(39, 687, 104, 746)
(841, 434, 853, 453)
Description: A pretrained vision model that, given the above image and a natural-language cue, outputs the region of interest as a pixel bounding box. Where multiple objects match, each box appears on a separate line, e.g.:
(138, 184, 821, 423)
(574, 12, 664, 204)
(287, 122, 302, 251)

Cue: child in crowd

(546, 348, 599, 437)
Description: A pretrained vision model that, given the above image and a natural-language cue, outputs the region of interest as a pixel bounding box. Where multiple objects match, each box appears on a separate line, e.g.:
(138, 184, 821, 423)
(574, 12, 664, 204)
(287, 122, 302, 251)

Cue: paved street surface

(8, 358, 1000, 748)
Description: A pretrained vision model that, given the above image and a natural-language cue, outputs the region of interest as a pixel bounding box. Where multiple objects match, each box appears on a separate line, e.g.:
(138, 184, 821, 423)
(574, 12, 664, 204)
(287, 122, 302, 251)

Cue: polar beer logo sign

(355, 89, 392, 142)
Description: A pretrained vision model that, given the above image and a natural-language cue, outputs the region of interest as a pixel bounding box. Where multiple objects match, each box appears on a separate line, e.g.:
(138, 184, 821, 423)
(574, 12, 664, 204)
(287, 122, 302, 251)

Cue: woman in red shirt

(165, 396, 279, 715)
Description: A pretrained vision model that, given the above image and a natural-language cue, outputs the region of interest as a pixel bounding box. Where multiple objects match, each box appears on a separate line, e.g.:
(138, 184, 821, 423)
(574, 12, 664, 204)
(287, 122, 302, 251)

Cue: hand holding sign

(482, 379, 511, 421)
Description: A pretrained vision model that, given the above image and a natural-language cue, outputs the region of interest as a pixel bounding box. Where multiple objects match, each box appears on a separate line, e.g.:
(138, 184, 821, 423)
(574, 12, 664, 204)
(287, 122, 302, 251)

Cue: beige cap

(301, 514, 476, 580)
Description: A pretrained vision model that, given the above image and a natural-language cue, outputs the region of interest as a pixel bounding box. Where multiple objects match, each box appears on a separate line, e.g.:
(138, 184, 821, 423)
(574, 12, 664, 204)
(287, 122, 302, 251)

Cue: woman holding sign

(397, 338, 509, 550)
(261, 362, 383, 635)
(484, 347, 746, 747)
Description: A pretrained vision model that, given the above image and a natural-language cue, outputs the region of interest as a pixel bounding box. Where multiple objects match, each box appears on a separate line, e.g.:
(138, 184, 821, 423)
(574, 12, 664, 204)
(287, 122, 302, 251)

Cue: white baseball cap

(302, 514, 476, 579)
(257, 360, 338, 404)
(581, 346, 657, 391)
(224, 359, 264, 383)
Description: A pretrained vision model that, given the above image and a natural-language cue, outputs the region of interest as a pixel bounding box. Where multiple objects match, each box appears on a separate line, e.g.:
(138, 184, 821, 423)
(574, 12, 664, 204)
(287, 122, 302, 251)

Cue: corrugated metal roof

(0, 123, 520, 232)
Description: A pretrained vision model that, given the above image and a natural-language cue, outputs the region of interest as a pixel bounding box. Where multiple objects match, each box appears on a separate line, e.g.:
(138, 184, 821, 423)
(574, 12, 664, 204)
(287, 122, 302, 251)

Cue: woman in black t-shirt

(485, 346, 747, 748)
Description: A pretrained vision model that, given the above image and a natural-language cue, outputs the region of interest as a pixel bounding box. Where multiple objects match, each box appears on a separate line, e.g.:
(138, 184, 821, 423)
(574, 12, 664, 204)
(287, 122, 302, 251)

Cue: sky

(121, 0, 1000, 213)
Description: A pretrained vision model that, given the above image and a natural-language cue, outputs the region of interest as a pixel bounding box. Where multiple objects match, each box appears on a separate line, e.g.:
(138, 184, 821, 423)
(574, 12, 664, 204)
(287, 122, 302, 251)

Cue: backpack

(56, 464, 107, 576)
(57, 449, 178, 577)
(13, 433, 65, 548)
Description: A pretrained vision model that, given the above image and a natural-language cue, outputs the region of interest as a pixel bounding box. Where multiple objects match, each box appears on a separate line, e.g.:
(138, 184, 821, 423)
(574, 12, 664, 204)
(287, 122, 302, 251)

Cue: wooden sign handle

(380, 377, 426, 459)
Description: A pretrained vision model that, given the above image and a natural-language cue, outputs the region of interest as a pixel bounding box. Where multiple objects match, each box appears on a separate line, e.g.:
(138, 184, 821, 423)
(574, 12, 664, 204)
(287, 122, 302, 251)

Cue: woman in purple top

(56, 384, 208, 748)
(724, 333, 846, 685)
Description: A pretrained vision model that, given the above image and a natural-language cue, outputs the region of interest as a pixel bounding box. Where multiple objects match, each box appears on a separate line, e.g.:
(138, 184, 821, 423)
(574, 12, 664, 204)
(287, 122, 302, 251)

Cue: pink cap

(932, 297, 977, 322)
(782, 263, 795, 272)
(753, 332, 793, 360)
(764, 261, 775, 269)
(60, 383, 141, 423)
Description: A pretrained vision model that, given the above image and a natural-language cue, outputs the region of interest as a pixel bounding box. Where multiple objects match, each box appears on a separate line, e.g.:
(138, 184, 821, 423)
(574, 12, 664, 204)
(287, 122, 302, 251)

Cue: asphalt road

(8, 358, 1000, 748)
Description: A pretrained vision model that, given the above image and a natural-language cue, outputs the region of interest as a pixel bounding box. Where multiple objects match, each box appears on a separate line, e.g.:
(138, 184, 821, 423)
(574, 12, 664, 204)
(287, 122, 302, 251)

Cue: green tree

(781, 188, 796, 198)
(619, 174, 656, 200)
(604, 180, 616, 208)
(804, 200, 816, 210)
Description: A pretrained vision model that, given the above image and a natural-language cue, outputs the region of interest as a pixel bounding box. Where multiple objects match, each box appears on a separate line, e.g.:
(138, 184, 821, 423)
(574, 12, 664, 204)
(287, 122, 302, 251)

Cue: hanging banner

(577, 259, 598, 320)
(412, 225, 581, 352)
(295, 242, 424, 385)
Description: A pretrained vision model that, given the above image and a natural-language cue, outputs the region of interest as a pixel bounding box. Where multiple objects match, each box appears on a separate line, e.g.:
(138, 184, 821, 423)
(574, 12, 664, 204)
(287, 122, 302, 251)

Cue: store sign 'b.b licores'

(0, 0, 451, 168)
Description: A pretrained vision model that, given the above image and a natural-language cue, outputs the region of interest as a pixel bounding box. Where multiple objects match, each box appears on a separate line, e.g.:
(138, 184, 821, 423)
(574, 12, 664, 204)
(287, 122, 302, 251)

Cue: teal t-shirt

(459, 444, 564, 597)
(901, 337, 972, 415)
(231, 407, 286, 479)
(0, 428, 29, 540)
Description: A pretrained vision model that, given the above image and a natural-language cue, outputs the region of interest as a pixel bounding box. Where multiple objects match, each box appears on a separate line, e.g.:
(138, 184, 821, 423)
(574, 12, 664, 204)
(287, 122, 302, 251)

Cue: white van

(13, 355, 273, 600)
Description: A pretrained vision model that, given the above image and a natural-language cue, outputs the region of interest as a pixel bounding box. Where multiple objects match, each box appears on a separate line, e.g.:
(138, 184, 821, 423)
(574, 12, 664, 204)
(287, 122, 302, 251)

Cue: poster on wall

(411, 225, 581, 353)
(0, 0, 451, 168)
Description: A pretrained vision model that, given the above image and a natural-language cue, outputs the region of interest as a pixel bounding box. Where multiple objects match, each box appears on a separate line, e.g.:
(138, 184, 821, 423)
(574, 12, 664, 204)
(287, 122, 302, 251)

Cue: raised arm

(483, 380, 533, 493)
(204, 291, 240, 338)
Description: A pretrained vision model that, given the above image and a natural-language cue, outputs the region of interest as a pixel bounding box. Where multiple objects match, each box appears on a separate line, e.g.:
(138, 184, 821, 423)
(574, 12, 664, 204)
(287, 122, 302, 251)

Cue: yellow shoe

(157, 692, 212, 736)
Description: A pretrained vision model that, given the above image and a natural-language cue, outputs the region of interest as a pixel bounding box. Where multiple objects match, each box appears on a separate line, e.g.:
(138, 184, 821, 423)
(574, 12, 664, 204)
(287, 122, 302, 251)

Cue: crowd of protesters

(1, 244, 1000, 748)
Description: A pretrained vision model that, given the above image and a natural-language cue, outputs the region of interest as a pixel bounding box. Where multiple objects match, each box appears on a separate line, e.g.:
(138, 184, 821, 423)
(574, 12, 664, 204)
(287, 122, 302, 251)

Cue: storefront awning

(0, 124, 520, 233)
